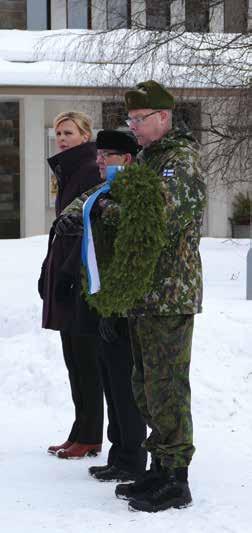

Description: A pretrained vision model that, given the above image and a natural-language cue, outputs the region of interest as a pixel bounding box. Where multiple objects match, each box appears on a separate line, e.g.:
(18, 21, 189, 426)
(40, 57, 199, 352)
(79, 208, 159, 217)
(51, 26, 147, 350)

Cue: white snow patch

(0, 236, 252, 531)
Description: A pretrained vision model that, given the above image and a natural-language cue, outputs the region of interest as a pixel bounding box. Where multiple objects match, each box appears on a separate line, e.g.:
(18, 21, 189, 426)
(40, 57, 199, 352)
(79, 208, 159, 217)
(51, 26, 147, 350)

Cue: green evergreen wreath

(81, 163, 166, 316)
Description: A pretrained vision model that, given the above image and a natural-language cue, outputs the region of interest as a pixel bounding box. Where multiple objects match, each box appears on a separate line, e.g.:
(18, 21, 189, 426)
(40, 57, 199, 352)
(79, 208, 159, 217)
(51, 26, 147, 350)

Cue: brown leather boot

(56, 442, 102, 459)
(47, 440, 72, 455)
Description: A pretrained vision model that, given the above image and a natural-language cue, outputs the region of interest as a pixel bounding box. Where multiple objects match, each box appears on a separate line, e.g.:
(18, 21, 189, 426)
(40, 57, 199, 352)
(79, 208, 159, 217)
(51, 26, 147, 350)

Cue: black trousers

(60, 332, 104, 444)
(99, 318, 147, 474)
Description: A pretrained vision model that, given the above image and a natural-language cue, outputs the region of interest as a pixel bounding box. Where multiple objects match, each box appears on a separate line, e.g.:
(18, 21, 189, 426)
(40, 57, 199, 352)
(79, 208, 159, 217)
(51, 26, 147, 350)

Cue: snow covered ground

(0, 235, 251, 533)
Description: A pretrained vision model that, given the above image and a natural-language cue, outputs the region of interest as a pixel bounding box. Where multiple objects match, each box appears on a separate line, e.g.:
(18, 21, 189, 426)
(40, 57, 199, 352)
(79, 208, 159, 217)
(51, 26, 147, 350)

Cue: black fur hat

(96, 129, 138, 155)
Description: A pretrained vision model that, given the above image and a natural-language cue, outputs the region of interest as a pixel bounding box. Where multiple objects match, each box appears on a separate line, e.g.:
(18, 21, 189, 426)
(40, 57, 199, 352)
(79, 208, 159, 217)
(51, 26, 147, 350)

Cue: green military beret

(125, 80, 175, 111)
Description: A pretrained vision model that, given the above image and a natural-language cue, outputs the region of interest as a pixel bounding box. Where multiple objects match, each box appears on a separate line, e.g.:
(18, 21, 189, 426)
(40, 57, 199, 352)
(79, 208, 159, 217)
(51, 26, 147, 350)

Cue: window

(50, 0, 90, 29)
(0, 0, 26, 29)
(145, 0, 171, 30)
(185, 0, 209, 32)
(102, 101, 128, 129)
(107, 0, 131, 29)
(0, 102, 20, 238)
(224, 0, 248, 33)
(27, 0, 49, 30)
(173, 102, 202, 142)
(67, 0, 89, 29)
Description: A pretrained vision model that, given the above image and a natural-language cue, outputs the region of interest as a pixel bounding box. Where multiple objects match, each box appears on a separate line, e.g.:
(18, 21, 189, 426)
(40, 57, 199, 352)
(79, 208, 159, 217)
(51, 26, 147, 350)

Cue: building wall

(17, 90, 250, 238)
(0, 89, 247, 239)
(131, 0, 146, 28)
(201, 94, 250, 238)
(0, 0, 250, 238)
(19, 96, 46, 237)
(249, 0, 252, 30)
(0, 0, 251, 32)
(209, 1, 224, 32)
(91, 0, 108, 30)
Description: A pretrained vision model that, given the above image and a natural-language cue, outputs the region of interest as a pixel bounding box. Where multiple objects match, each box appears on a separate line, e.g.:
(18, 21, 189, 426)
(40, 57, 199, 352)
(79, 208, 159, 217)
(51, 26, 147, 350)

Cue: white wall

(19, 96, 46, 237)
(91, 0, 107, 30)
(170, 0, 185, 27)
(50, 0, 67, 29)
(209, 1, 224, 32)
(201, 95, 250, 237)
(248, 0, 252, 30)
(131, 0, 146, 28)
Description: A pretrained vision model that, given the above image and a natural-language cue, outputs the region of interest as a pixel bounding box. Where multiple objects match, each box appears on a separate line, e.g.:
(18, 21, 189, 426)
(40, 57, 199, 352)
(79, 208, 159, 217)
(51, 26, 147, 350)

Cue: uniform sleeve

(161, 146, 206, 235)
(100, 200, 121, 228)
(61, 182, 106, 217)
(61, 195, 86, 217)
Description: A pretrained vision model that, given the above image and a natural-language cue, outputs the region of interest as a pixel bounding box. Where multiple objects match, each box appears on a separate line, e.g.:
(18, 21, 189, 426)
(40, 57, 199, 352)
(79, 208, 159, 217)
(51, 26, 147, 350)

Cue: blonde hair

(53, 111, 93, 141)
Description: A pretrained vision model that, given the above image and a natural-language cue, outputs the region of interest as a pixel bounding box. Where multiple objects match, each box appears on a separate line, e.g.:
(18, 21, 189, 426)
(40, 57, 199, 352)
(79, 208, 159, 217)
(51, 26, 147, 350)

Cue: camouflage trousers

(128, 315, 195, 469)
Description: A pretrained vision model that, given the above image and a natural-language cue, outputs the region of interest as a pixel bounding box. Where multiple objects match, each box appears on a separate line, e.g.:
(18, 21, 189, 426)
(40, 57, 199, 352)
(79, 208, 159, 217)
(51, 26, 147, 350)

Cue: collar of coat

(139, 128, 197, 160)
(47, 142, 97, 180)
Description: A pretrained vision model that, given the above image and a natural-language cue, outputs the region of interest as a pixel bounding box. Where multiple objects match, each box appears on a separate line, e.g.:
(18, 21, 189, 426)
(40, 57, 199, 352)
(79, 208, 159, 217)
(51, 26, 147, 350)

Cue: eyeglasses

(98, 150, 123, 159)
(125, 110, 161, 126)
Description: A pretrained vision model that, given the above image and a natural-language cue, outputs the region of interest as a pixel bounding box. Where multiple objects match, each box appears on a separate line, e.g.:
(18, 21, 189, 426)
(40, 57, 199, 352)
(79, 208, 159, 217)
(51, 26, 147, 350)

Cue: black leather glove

(99, 317, 119, 343)
(55, 213, 83, 237)
(54, 272, 75, 304)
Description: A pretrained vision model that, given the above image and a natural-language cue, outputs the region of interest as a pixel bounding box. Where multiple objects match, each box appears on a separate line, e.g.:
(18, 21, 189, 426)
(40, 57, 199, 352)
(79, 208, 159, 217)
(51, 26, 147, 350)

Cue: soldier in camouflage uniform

(54, 81, 205, 512)
(114, 81, 206, 512)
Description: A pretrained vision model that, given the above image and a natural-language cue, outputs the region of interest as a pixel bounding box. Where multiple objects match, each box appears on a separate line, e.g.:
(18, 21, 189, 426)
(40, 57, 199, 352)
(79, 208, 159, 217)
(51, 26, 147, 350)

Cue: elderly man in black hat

(56, 129, 147, 482)
(90, 129, 147, 482)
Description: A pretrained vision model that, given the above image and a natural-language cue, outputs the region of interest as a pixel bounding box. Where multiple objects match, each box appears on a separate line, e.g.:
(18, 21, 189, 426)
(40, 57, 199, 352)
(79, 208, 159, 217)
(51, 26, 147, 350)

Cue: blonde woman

(38, 111, 103, 458)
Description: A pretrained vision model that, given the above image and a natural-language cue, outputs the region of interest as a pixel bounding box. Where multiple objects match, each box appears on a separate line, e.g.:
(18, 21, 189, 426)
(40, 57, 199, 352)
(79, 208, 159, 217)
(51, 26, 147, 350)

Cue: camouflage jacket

(61, 129, 206, 316)
(62, 182, 104, 216)
(134, 129, 206, 316)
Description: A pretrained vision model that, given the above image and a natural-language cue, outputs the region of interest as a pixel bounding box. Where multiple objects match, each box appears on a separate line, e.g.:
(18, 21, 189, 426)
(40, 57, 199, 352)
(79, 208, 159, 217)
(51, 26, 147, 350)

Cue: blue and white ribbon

(81, 165, 124, 295)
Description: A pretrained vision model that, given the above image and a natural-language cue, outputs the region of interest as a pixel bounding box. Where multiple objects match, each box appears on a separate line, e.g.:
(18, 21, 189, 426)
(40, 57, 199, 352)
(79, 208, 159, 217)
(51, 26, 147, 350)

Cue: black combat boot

(92, 465, 139, 482)
(128, 467, 192, 513)
(89, 464, 111, 477)
(115, 456, 162, 500)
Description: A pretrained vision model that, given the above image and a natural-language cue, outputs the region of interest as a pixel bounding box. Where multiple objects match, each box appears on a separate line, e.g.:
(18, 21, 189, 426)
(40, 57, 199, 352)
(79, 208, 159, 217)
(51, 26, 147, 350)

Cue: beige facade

(0, 0, 251, 238)
(0, 84, 248, 239)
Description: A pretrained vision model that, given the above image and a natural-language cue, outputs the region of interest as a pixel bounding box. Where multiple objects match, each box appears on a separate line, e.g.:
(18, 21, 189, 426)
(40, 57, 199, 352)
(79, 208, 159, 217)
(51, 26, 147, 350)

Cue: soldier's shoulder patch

(163, 168, 175, 177)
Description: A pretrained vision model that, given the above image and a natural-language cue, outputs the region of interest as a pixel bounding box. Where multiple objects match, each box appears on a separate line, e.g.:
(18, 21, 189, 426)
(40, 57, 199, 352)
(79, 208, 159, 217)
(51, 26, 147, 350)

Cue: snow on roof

(0, 29, 251, 89)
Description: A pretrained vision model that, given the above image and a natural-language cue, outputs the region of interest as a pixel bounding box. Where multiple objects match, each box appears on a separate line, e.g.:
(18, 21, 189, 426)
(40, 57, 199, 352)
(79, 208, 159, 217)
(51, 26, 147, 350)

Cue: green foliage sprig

(81, 163, 166, 317)
(232, 192, 251, 225)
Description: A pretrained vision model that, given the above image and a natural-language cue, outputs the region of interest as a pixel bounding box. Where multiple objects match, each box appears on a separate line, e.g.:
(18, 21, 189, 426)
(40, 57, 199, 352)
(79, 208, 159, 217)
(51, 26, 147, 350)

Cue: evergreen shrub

(81, 163, 166, 316)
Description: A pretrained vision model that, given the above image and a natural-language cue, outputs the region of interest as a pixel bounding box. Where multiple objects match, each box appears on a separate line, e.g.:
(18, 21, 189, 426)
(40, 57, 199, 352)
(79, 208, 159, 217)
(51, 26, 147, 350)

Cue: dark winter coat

(39, 142, 101, 333)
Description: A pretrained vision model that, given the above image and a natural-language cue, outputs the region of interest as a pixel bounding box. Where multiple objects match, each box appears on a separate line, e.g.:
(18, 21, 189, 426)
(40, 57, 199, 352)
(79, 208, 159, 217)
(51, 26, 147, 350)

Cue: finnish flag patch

(163, 168, 175, 177)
